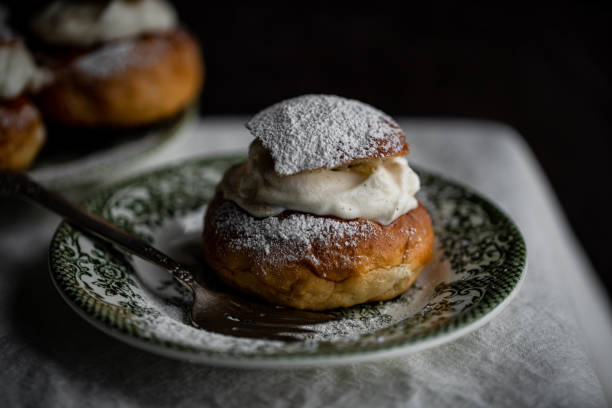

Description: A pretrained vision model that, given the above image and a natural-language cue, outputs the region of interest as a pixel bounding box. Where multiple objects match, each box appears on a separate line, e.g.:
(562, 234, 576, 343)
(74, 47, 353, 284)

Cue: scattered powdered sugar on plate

(246, 94, 406, 175)
(212, 200, 378, 267)
(127, 249, 452, 353)
(130, 284, 282, 353)
(131, 296, 407, 351)
(128, 265, 441, 353)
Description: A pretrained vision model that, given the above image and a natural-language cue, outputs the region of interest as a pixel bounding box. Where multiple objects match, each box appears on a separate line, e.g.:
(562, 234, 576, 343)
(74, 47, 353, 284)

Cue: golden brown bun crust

(203, 194, 434, 310)
(35, 28, 203, 127)
(0, 96, 46, 170)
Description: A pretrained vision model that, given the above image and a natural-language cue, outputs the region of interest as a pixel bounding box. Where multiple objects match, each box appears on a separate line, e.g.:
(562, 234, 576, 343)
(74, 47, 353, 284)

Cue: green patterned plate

(48, 156, 526, 368)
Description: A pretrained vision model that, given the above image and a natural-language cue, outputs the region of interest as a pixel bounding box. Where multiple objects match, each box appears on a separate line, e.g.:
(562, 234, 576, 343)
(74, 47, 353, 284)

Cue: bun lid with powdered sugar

(245, 94, 410, 176)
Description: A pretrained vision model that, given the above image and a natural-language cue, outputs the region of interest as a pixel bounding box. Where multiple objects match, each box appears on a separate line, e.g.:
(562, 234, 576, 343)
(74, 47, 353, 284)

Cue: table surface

(1, 118, 611, 407)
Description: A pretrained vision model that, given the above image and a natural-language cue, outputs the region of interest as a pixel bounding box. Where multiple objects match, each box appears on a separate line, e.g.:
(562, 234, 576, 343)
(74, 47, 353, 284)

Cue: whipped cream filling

(32, 0, 177, 46)
(220, 141, 420, 225)
(0, 41, 51, 100)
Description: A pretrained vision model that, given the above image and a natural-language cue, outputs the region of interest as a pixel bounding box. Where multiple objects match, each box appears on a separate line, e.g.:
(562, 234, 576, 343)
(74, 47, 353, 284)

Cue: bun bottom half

(203, 194, 434, 311)
(35, 28, 203, 128)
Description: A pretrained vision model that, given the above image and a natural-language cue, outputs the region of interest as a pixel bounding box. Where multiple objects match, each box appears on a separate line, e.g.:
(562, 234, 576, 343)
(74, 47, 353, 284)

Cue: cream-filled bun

(203, 95, 433, 310)
(0, 30, 48, 170)
(31, 1, 204, 127)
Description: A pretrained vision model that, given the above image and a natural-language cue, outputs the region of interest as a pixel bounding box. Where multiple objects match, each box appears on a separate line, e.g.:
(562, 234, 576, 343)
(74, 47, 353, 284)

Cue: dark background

(6, 3, 612, 293)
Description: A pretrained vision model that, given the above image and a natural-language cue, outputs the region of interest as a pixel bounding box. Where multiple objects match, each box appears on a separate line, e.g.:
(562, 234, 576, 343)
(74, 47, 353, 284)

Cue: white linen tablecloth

(1, 118, 610, 407)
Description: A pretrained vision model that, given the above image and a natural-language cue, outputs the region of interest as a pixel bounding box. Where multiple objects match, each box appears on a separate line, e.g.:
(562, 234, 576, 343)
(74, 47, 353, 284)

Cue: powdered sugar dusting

(246, 94, 406, 175)
(213, 200, 378, 268)
(127, 246, 449, 353)
(74, 37, 167, 78)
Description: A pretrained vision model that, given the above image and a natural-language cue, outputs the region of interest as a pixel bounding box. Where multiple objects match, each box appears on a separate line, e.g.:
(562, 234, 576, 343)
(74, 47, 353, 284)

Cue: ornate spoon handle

(0, 172, 195, 286)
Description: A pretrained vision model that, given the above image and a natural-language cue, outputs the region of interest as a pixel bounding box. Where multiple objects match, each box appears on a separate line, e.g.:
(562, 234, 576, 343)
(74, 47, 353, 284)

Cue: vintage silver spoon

(0, 172, 334, 342)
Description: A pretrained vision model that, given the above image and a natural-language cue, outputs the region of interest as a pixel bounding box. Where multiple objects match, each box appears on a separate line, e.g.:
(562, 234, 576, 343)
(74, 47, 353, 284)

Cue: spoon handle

(0, 172, 195, 286)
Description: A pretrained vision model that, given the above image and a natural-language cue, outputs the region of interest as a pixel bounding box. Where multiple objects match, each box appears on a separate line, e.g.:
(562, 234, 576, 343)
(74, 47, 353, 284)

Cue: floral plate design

(48, 155, 526, 368)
